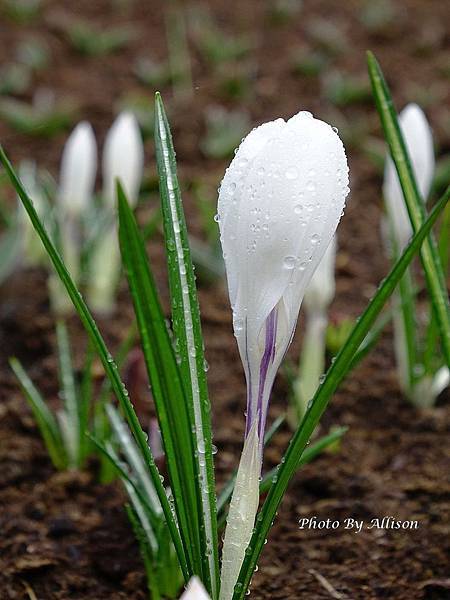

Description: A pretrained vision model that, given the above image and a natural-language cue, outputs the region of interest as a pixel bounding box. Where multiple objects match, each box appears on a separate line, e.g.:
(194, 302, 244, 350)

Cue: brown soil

(0, 1, 449, 599)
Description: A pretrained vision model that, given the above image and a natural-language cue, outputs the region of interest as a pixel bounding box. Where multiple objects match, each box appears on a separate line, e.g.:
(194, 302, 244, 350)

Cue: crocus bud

(59, 121, 97, 217)
(218, 110, 349, 446)
(180, 576, 210, 600)
(51, 122, 97, 314)
(294, 237, 337, 421)
(383, 103, 434, 251)
(218, 110, 349, 599)
(304, 235, 336, 314)
(87, 112, 144, 314)
(102, 111, 144, 207)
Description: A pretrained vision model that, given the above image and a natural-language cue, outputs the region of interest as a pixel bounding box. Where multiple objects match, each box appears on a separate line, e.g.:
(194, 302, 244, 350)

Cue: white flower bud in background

(180, 576, 210, 600)
(383, 103, 434, 252)
(295, 236, 337, 421)
(87, 111, 144, 314)
(218, 110, 349, 599)
(59, 121, 97, 217)
(303, 235, 336, 315)
(102, 111, 144, 208)
(382, 104, 442, 404)
(50, 122, 97, 314)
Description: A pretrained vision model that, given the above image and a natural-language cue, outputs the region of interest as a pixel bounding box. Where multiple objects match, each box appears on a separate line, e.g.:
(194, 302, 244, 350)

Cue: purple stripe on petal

(257, 307, 278, 440)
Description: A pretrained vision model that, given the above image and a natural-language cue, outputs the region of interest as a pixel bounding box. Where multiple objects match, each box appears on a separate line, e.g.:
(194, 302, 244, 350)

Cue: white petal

(59, 121, 97, 215)
(218, 111, 348, 427)
(219, 419, 260, 600)
(383, 103, 434, 250)
(103, 112, 144, 207)
(180, 576, 211, 600)
(304, 235, 336, 314)
(432, 366, 450, 398)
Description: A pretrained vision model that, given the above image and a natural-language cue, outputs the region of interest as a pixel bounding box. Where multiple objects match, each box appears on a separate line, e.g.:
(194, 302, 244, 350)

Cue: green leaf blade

(154, 92, 219, 599)
(10, 357, 66, 470)
(55, 320, 80, 467)
(117, 181, 202, 579)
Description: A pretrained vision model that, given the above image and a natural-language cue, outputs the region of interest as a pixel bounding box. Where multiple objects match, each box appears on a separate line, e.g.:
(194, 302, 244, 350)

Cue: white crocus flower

(383, 103, 434, 251)
(218, 110, 349, 599)
(295, 236, 337, 421)
(50, 122, 97, 314)
(180, 577, 211, 600)
(103, 111, 144, 208)
(59, 121, 97, 217)
(382, 104, 442, 403)
(87, 112, 144, 314)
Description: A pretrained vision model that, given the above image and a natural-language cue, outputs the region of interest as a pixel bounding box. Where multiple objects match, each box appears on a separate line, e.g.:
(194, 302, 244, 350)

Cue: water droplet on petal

(306, 181, 316, 192)
(234, 318, 244, 332)
(283, 255, 296, 269)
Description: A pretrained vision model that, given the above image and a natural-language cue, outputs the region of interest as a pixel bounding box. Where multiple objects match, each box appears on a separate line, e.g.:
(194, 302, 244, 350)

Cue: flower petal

(103, 112, 144, 207)
(59, 121, 97, 215)
(383, 103, 434, 250)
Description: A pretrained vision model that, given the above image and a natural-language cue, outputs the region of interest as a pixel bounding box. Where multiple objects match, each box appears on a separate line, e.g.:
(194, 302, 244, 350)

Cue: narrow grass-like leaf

(424, 204, 450, 374)
(0, 146, 188, 581)
(233, 188, 449, 599)
(56, 320, 79, 467)
(394, 268, 417, 390)
(259, 426, 347, 495)
(155, 92, 219, 598)
(367, 51, 450, 364)
(10, 357, 66, 470)
(79, 338, 95, 462)
(89, 435, 161, 531)
(106, 404, 161, 514)
(126, 504, 161, 600)
(117, 181, 202, 578)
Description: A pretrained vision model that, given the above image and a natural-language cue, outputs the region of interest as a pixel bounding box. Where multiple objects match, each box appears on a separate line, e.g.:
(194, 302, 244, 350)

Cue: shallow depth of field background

(0, 1, 449, 599)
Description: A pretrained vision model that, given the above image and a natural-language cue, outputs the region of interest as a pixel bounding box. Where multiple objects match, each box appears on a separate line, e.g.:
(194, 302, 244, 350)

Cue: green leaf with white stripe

(117, 181, 202, 580)
(55, 320, 79, 467)
(155, 92, 219, 599)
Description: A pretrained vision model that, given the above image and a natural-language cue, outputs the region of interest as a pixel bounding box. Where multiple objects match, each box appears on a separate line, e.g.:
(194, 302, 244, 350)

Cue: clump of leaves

(0, 91, 75, 137)
(0, 63, 31, 96)
(189, 7, 254, 65)
(16, 38, 51, 72)
(267, 0, 303, 25)
(67, 21, 136, 56)
(1, 0, 42, 24)
(323, 71, 372, 107)
(134, 57, 173, 89)
(307, 19, 348, 57)
(200, 106, 250, 159)
(291, 48, 328, 78)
